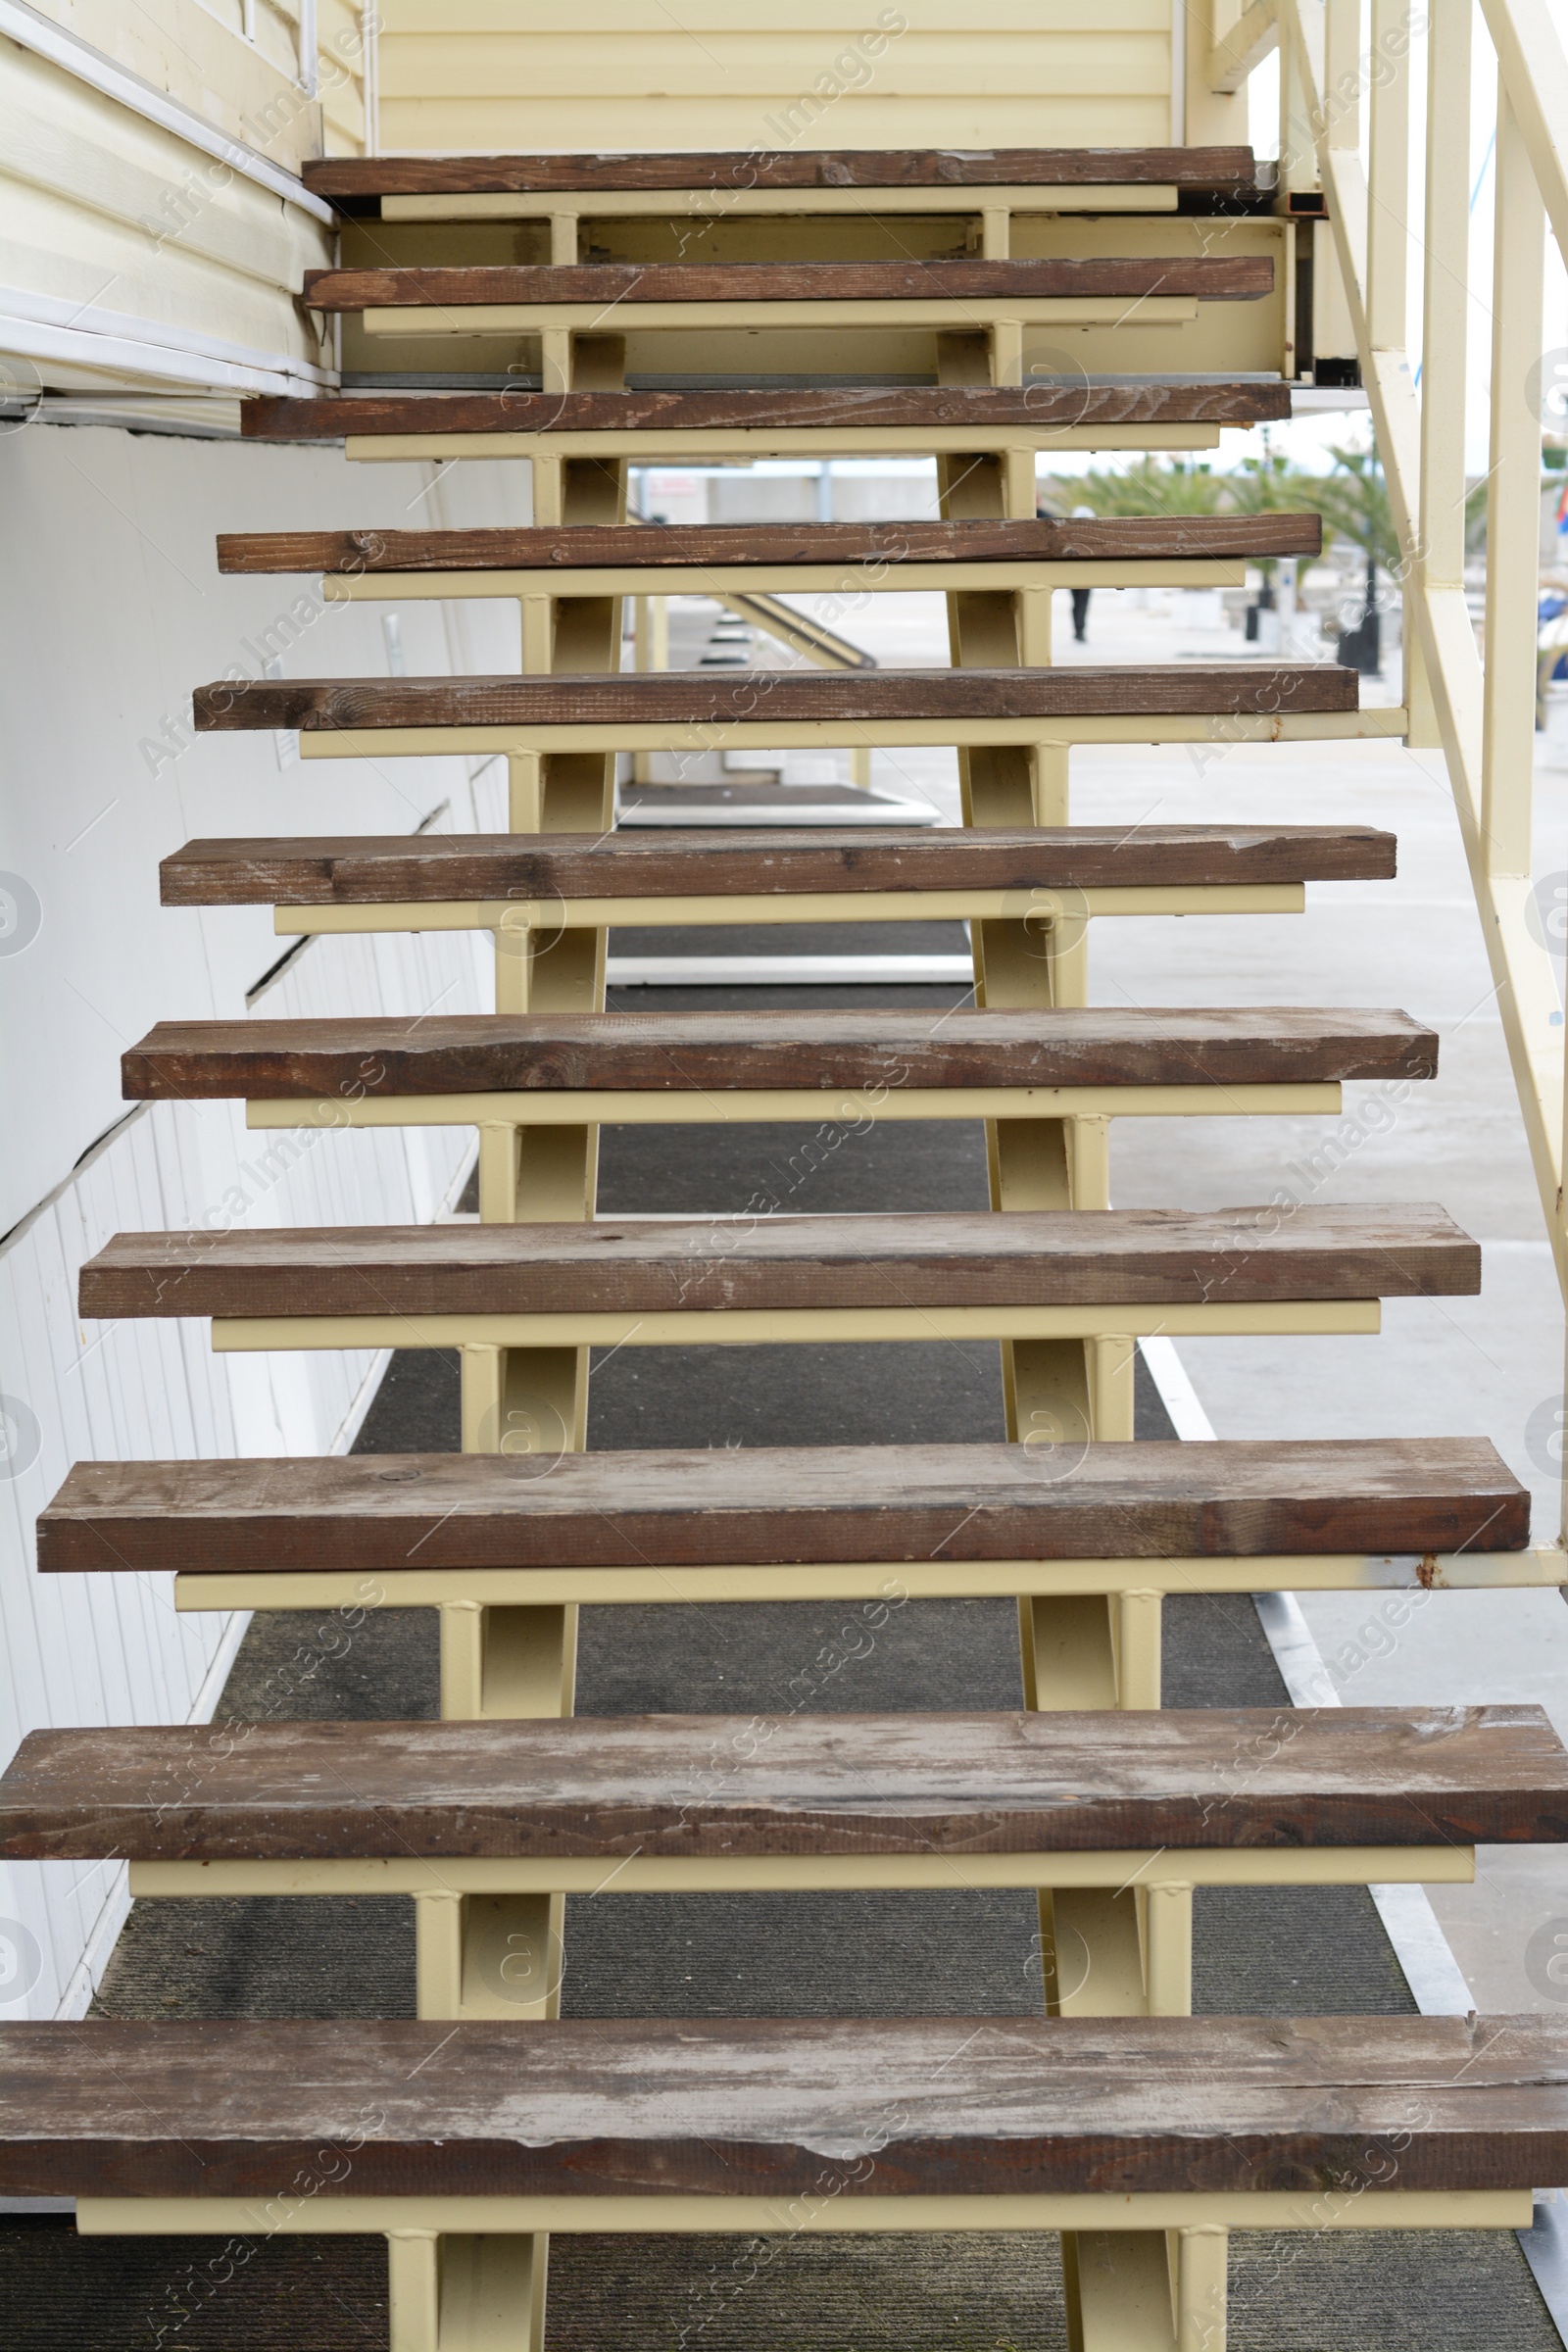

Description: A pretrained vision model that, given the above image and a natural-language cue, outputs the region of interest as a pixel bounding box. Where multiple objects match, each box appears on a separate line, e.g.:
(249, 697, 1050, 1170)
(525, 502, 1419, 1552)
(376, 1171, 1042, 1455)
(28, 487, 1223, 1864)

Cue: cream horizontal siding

(0, 40, 334, 396)
(319, 0, 369, 155)
(0, 0, 379, 402)
(377, 1, 1173, 154)
(383, 28, 1170, 94)
(20, 0, 368, 169)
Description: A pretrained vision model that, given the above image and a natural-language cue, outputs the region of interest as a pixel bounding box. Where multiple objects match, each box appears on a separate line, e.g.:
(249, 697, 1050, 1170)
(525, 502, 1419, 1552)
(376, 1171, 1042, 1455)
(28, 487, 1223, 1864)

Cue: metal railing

(1216, 0, 1568, 1539)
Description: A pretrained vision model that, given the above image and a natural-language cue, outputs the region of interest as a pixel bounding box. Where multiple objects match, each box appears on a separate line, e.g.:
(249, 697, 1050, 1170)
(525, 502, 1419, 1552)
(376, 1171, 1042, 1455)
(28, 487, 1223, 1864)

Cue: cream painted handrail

(1218, 27, 1563, 1235)
(1214, 0, 1568, 1533)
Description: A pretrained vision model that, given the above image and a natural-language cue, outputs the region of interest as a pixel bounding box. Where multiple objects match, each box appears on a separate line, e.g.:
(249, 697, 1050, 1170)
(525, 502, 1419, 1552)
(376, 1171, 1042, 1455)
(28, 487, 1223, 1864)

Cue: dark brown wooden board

(122, 1008, 1438, 1101)
(302, 147, 1260, 198)
(216, 514, 1324, 576)
(191, 667, 1357, 734)
(4, 1705, 1562, 1862)
(240, 383, 1295, 439)
(35, 1437, 1531, 1575)
(76, 1204, 1480, 1322)
(161, 825, 1397, 907)
(303, 258, 1274, 311)
(2, 2015, 1565, 2200)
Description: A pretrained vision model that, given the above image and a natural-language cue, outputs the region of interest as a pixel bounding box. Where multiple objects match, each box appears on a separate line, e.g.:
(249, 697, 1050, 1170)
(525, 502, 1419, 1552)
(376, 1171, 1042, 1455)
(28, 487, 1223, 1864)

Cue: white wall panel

(0, 425, 530, 1235)
(0, 423, 530, 2018)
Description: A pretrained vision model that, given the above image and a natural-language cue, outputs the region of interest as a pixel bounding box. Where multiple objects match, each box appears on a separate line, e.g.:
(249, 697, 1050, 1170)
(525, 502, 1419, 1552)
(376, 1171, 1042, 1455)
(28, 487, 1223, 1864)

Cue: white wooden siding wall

(15, 0, 368, 167)
(0, 37, 336, 399)
(376, 0, 1177, 155)
(0, 431, 524, 2020)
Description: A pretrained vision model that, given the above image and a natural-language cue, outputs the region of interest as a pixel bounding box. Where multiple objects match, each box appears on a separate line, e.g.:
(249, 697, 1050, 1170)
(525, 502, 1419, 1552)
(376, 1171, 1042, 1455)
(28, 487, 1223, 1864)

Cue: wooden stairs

(9, 136, 1568, 2352)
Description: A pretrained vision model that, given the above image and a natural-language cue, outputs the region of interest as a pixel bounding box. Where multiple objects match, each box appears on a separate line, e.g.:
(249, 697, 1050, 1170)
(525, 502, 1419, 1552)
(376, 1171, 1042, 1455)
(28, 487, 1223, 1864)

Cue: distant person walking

(1069, 506, 1095, 643)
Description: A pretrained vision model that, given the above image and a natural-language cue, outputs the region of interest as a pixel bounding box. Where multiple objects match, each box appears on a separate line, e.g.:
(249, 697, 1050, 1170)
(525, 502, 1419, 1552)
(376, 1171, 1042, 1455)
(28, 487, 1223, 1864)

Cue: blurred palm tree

(1283, 440, 1397, 669)
(1050, 442, 1426, 659)
(1293, 442, 1401, 578)
(1065, 455, 1228, 517)
(1465, 480, 1490, 560)
(1225, 448, 1333, 585)
(1060, 440, 1399, 568)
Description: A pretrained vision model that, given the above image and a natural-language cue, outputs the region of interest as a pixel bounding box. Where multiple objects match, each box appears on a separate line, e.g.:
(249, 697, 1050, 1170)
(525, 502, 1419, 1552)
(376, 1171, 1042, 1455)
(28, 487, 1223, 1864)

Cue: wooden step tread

(122, 1009, 1438, 1100)
(192, 667, 1357, 736)
(241, 383, 1295, 439)
(36, 1438, 1530, 1573)
(4, 1706, 1560, 1860)
(161, 825, 1396, 907)
(303, 258, 1275, 311)
(303, 147, 1260, 200)
(2, 2016, 1562, 2201)
(216, 514, 1323, 576)
(77, 1205, 1480, 1322)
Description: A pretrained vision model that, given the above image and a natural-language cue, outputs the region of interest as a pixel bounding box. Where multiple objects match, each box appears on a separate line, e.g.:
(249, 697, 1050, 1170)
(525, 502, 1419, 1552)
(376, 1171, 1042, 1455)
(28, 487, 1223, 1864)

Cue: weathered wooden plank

(2, 2015, 1565, 2200)
(190, 667, 1357, 735)
(3, 1706, 1560, 1860)
(75, 1205, 1481, 1323)
(34, 1437, 1531, 1574)
(121, 1008, 1438, 1100)
(159, 825, 1397, 907)
(302, 258, 1275, 311)
(215, 514, 1323, 576)
(302, 147, 1261, 199)
(239, 383, 1295, 440)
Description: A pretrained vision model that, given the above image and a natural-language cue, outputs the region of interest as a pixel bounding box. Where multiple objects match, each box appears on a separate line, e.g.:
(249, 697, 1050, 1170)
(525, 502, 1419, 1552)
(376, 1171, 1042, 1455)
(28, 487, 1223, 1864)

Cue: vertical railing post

(298, 0, 318, 94)
(361, 1, 378, 156)
(1367, 2, 1411, 352)
(1482, 89, 1546, 881)
(1279, 5, 1320, 202)
(1420, 4, 1472, 602)
(1368, 1, 1439, 738)
(1322, 0, 1362, 155)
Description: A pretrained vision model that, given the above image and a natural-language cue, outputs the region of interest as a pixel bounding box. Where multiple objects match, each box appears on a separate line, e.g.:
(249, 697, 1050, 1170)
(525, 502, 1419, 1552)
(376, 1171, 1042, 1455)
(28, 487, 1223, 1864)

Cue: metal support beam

(292, 710, 1409, 760)
(1209, 2, 1280, 96)
(273, 884, 1310, 942)
(246, 1083, 1345, 1133)
(169, 1545, 1568, 1617)
(77, 2188, 1534, 2238)
(210, 1300, 1383, 1355)
(325, 558, 1250, 602)
(127, 1849, 1477, 1902)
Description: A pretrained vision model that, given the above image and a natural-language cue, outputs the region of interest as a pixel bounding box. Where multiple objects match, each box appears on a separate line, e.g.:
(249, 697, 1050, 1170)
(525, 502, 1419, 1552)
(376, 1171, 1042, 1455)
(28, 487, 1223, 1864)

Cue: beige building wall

(0, 0, 371, 407)
(375, 1, 1188, 156)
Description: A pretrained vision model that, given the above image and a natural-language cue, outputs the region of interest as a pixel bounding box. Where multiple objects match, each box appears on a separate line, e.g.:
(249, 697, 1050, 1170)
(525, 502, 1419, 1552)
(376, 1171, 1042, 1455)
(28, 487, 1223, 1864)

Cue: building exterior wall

(17, 0, 369, 165)
(0, 424, 530, 2017)
(0, 2, 368, 405)
(375, 1, 1182, 156)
